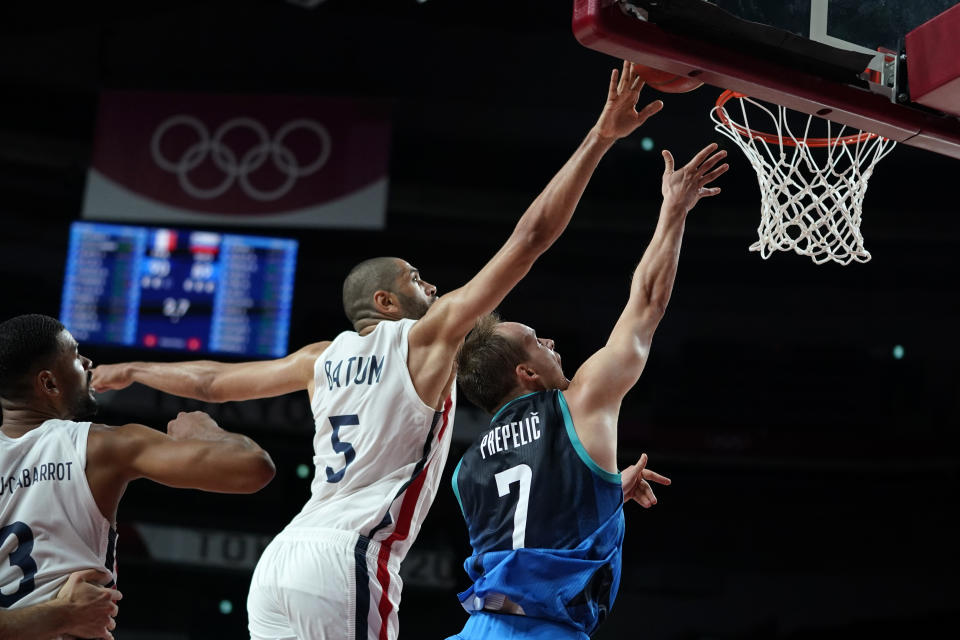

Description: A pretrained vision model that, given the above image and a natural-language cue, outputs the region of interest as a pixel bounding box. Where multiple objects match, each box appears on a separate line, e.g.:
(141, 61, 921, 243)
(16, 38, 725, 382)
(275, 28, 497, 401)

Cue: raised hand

(56, 569, 122, 640)
(90, 364, 134, 393)
(621, 453, 671, 508)
(167, 410, 224, 441)
(593, 61, 664, 141)
(661, 142, 728, 213)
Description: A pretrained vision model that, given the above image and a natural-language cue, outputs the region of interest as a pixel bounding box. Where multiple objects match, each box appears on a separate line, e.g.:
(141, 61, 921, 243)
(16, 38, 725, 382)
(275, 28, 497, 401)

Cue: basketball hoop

(711, 90, 896, 265)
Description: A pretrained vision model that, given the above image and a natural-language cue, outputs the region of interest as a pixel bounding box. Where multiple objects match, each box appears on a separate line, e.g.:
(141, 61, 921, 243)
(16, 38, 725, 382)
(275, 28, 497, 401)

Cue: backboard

(573, 0, 960, 160)
(710, 1, 954, 53)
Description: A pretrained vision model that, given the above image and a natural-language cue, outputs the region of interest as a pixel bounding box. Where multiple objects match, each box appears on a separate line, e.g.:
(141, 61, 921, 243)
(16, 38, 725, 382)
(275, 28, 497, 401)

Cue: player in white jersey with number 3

(92, 62, 664, 640)
(0, 314, 276, 639)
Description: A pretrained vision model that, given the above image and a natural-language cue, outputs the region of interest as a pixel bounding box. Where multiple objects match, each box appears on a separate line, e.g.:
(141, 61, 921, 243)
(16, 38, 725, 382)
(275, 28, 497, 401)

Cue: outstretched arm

(91, 341, 330, 403)
(408, 62, 664, 405)
(564, 142, 728, 471)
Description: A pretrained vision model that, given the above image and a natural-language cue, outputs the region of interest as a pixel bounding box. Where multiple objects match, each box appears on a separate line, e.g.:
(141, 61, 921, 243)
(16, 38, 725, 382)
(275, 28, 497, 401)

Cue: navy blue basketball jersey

(452, 390, 624, 636)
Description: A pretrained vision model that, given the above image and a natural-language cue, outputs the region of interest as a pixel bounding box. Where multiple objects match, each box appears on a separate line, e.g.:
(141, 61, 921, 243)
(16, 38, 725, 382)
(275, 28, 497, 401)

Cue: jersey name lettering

(0, 461, 74, 496)
(479, 412, 542, 460)
(324, 355, 385, 390)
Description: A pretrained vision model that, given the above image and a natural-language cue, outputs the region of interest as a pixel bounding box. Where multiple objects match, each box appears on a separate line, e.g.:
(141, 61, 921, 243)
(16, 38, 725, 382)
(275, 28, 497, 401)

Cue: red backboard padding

(574, 0, 960, 160)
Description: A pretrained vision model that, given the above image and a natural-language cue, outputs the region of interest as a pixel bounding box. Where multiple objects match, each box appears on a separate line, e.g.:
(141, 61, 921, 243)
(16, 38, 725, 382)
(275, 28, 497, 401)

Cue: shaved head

(342, 257, 406, 329)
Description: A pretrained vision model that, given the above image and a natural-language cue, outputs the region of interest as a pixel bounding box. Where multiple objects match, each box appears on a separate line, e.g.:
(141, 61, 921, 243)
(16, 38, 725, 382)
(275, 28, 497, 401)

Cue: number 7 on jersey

(495, 464, 532, 549)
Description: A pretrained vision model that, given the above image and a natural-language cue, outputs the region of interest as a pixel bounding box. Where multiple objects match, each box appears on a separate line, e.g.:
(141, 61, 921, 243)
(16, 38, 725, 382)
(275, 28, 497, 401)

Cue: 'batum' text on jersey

(324, 355, 385, 390)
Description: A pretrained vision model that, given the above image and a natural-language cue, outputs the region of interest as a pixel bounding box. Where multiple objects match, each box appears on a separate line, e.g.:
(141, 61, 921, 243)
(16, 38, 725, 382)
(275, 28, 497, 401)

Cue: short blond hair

(457, 313, 526, 414)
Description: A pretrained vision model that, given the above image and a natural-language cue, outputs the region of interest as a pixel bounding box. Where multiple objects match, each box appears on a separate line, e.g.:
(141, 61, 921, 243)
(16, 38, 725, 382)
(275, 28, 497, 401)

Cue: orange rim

(715, 90, 879, 147)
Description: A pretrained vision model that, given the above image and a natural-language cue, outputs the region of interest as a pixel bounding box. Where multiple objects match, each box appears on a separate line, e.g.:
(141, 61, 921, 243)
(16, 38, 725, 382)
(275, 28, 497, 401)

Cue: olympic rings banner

(82, 91, 390, 229)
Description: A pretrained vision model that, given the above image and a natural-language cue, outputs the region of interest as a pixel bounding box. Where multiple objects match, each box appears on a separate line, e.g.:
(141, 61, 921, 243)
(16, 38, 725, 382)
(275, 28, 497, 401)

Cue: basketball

(632, 63, 703, 93)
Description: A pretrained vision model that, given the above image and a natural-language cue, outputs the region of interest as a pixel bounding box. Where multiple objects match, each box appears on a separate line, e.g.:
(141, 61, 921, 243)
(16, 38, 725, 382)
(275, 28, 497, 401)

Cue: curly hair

(456, 313, 527, 414)
(0, 314, 65, 400)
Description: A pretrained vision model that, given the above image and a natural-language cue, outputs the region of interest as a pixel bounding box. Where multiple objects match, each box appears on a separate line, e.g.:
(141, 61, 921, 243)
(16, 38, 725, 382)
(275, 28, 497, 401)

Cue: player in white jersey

(91, 62, 665, 640)
(0, 569, 121, 640)
(0, 313, 276, 639)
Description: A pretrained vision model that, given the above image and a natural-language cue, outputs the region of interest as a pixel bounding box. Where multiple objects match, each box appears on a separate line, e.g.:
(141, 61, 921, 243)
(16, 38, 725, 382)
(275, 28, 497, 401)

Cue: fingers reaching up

(662, 142, 729, 213)
(595, 61, 664, 141)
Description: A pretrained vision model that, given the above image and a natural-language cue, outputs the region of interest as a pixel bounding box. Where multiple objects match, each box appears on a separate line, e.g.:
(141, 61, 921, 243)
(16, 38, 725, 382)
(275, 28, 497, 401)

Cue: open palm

(594, 61, 664, 140)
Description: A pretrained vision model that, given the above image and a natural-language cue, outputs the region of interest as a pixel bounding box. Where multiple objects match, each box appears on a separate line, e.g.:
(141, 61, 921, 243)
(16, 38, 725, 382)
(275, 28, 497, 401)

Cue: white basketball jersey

(0, 419, 116, 615)
(287, 318, 456, 562)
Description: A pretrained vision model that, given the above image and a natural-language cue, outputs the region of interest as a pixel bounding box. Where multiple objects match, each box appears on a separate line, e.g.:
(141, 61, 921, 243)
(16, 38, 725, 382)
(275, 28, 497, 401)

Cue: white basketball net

(710, 94, 896, 265)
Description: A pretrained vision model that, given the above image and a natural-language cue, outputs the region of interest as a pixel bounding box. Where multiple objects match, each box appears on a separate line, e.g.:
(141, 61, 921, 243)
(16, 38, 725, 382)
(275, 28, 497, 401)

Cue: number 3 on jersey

(324, 414, 359, 483)
(495, 464, 532, 549)
(0, 522, 38, 607)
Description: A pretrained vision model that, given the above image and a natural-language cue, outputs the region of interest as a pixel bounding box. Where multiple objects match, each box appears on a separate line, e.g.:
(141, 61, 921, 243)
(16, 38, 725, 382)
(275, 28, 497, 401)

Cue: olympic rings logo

(150, 116, 332, 201)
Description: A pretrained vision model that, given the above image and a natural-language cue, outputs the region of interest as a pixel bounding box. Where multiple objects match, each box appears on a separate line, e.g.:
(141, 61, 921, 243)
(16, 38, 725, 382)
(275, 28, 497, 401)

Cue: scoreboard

(60, 222, 298, 358)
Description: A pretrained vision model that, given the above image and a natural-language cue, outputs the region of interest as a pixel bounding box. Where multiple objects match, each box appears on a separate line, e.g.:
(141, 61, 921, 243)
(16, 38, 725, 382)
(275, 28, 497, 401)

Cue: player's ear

(36, 369, 60, 397)
(515, 363, 539, 388)
(372, 290, 400, 315)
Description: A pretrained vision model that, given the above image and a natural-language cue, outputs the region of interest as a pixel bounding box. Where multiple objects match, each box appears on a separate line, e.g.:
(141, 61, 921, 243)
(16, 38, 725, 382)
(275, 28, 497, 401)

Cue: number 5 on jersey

(496, 464, 532, 549)
(324, 414, 359, 483)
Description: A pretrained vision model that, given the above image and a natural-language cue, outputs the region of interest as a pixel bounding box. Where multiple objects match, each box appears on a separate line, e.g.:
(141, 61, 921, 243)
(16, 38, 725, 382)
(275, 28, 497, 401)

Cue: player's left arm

(406, 62, 663, 408)
(91, 341, 330, 403)
(620, 453, 672, 507)
(563, 143, 727, 470)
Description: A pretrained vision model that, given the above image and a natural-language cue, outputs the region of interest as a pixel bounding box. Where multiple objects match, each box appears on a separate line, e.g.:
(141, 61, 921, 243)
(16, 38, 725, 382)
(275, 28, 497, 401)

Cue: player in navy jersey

(451, 141, 728, 639)
(92, 62, 668, 640)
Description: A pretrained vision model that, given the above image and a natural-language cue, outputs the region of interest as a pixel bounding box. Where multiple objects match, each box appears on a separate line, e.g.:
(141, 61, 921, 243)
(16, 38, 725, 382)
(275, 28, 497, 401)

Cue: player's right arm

(408, 62, 664, 404)
(0, 570, 121, 640)
(563, 143, 728, 472)
(88, 411, 275, 509)
(91, 340, 330, 403)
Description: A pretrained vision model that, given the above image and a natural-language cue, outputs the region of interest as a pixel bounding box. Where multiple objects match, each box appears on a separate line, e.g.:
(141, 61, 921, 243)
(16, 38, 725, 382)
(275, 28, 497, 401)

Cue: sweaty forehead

(498, 322, 535, 342)
(57, 329, 78, 351)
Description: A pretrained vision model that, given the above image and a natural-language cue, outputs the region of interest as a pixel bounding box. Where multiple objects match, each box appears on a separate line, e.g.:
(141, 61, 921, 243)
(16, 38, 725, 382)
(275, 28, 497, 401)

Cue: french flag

(152, 229, 177, 255)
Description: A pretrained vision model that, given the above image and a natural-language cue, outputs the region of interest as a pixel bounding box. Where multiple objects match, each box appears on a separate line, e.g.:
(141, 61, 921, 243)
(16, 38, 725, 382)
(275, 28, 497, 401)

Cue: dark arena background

(1, 1, 959, 638)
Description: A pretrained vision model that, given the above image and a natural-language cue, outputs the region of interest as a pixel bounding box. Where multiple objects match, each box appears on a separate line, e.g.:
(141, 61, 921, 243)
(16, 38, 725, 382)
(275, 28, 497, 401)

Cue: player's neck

(357, 322, 379, 336)
(356, 313, 403, 336)
(0, 400, 63, 437)
(494, 385, 538, 414)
